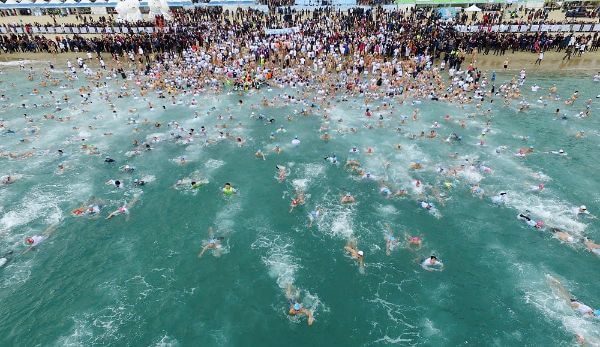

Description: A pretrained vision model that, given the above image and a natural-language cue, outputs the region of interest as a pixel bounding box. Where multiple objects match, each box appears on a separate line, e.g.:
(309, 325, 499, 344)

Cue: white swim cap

(559, 149, 564, 153)
(357, 250, 364, 256)
(580, 205, 587, 211)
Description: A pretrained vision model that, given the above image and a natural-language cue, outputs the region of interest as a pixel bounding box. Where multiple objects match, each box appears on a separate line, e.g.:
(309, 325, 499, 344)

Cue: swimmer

(575, 205, 594, 218)
(191, 180, 205, 189)
(22, 223, 59, 254)
(106, 179, 123, 189)
(491, 192, 508, 205)
(344, 240, 364, 269)
(1, 175, 14, 185)
(324, 154, 338, 165)
(550, 149, 567, 156)
(104, 157, 116, 163)
(133, 179, 146, 187)
(379, 185, 392, 198)
(276, 165, 289, 183)
(289, 191, 305, 213)
(551, 228, 577, 244)
(222, 182, 236, 195)
(420, 201, 440, 218)
(409, 162, 423, 170)
(583, 238, 600, 256)
(307, 208, 322, 228)
(517, 212, 544, 229)
(421, 255, 443, 271)
(291, 136, 301, 146)
(340, 193, 355, 204)
(72, 202, 101, 217)
(548, 276, 598, 317)
(345, 159, 361, 170)
(285, 284, 314, 326)
(106, 194, 140, 220)
(255, 149, 266, 160)
(407, 235, 422, 249)
(120, 164, 135, 173)
(384, 224, 399, 256)
(361, 172, 376, 181)
(529, 183, 545, 192)
(198, 227, 224, 258)
(471, 185, 484, 199)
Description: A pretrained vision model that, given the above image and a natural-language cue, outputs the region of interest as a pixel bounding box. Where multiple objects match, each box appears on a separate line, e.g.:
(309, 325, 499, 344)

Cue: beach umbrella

(465, 5, 481, 12)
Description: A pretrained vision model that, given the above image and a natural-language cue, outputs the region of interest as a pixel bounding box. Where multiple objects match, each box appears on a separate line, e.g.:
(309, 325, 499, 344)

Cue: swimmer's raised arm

(547, 275, 572, 303)
(42, 223, 60, 236)
(305, 309, 315, 326)
(198, 244, 211, 258)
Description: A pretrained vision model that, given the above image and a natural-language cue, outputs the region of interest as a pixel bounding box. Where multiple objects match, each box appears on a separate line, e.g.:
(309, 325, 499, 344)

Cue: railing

(2, 21, 599, 34)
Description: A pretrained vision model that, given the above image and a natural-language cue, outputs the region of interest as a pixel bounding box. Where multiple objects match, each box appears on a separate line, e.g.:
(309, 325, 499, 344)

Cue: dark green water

(0, 64, 598, 346)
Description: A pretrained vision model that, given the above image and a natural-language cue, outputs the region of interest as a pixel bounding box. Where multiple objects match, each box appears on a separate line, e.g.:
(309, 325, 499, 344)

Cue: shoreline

(1, 50, 598, 75)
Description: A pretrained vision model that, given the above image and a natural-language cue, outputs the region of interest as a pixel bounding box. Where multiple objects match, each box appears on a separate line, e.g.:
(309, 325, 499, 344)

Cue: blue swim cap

(294, 303, 301, 310)
(595, 309, 600, 317)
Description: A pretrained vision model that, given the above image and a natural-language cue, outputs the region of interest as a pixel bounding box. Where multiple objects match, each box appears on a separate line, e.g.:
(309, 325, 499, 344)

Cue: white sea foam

(251, 232, 298, 289)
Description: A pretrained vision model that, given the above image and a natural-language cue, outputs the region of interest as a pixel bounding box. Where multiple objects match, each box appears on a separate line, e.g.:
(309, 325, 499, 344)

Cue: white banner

(264, 27, 300, 35)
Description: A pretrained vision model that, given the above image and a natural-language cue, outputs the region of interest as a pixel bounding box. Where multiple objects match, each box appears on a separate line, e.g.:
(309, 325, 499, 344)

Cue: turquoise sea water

(0, 63, 598, 346)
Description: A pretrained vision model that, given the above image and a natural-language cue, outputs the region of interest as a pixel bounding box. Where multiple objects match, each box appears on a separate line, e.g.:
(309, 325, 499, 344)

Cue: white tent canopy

(465, 5, 481, 12)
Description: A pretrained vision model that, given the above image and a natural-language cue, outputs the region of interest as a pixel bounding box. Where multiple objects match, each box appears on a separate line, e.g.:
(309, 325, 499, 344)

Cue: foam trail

(507, 192, 588, 235)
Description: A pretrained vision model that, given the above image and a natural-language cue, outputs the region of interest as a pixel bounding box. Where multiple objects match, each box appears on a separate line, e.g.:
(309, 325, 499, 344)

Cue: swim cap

(25, 237, 34, 244)
(294, 303, 301, 310)
(357, 250, 364, 256)
(580, 205, 587, 211)
(594, 309, 600, 316)
(559, 149, 564, 153)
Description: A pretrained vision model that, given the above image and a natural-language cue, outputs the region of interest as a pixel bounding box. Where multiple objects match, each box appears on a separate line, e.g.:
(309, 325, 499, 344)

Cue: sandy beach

(1, 50, 599, 75)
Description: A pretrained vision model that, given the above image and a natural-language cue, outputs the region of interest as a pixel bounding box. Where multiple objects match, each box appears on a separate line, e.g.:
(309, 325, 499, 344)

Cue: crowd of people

(0, 7, 598, 60)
